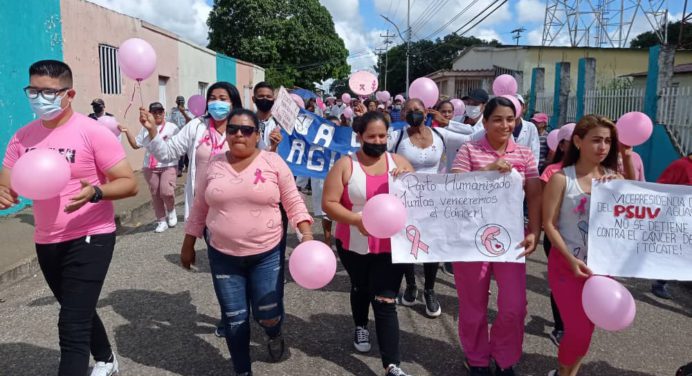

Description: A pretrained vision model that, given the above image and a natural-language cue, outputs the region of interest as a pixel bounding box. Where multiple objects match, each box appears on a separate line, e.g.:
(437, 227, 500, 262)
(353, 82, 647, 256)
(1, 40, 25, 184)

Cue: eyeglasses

(226, 124, 257, 136)
(24, 86, 70, 101)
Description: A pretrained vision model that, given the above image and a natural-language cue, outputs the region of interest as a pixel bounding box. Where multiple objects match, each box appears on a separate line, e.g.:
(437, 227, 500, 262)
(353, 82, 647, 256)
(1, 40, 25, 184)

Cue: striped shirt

(538, 132, 549, 172)
(452, 136, 539, 181)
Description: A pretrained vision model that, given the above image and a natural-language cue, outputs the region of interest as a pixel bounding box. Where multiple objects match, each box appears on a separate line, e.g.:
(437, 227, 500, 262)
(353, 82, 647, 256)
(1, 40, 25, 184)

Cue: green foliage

(207, 0, 350, 90)
(630, 21, 692, 48)
(376, 33, 501, 95)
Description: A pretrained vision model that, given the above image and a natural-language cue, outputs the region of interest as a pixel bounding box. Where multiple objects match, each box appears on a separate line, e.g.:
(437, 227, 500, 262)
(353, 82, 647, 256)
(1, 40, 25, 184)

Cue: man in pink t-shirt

(0, 60, 137, 376)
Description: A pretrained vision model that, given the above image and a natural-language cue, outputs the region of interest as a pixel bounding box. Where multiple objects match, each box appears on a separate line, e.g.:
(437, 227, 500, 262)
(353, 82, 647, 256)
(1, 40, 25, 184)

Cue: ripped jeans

(207, 243, 284, 374)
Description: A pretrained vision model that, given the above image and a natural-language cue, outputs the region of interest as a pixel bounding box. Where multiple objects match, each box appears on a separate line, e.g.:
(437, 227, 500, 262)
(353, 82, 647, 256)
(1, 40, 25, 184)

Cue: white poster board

(272, 87, 299, 134)
(588, 180, 692, 281)
(390, 171, 526, 264)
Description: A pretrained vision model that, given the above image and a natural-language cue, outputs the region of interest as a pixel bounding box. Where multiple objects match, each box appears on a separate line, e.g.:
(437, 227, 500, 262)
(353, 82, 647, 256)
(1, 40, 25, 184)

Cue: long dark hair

(551, 143, 566, 164)
(482, 97, 516, 120)
(204, 81, 243, 117)
(562, 115, 619, 171)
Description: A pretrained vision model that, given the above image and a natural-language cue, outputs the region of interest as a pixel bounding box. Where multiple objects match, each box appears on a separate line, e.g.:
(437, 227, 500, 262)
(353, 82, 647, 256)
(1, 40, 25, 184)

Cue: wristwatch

(89, 186, 103, 203)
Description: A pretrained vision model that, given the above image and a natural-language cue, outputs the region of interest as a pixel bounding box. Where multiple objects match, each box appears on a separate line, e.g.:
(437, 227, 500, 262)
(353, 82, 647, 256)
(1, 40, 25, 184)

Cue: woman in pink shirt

(450, 97, 542, 376)
(182, 108, 313, 376)
(322, 112, 414, 376)
(0, 60, 138, 376)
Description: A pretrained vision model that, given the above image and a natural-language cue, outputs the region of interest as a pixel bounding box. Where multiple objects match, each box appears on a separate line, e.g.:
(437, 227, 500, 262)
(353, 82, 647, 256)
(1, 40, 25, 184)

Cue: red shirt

(657, 156, 692, 186)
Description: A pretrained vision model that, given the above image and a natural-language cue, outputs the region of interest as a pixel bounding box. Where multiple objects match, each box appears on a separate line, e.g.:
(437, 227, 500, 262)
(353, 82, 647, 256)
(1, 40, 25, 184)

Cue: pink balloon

(500, 95, 522, 118)
(493, 74, 518, 96)
(376, 91, 391, 103)
(617, 111, 653, 146)
(10, 149, 71, 200)
(188, 95, 206, 117)
(289, 240, 337, 289)
(97, 115, 120, 137)
(558, 122, 576, 142)
(341, 93, 352, 104)
(342, 107, 354, 119)
(290, 93, 305, 109)
(362, 193, 407, 238)
(450, 98, 466, 117)
(349, 71, 379, 96)
(117, 38, 157, 81)
(582, 276, 636, 331)
(547, 129, 561, 151)
(316, 97, 326, 110)
(409, 77, 439, 108)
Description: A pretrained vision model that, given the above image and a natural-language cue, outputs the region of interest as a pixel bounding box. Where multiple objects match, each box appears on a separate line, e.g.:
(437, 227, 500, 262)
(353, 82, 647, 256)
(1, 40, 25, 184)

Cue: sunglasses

(226, 124, 257, 136)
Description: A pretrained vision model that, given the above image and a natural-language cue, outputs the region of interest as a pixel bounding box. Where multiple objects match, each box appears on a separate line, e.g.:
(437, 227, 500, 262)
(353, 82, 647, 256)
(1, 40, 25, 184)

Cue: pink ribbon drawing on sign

(253, 168, 266, 184)
(406, 225, 429, 259)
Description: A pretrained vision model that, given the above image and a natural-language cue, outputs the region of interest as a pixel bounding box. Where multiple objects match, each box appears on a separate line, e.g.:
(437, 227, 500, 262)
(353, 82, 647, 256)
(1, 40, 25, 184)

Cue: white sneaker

(154, 220, 169, 233)
(167, 209, 178, 227)
(353, 326, 371, 353)
(90, 353, 119, 376)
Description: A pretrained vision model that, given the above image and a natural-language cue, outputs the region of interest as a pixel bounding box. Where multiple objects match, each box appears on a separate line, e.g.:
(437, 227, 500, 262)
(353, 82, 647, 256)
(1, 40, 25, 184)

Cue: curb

(0, 185, 185, 291)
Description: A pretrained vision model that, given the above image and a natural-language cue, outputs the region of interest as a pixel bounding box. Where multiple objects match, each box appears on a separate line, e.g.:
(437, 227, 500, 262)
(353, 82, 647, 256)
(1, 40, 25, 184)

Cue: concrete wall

(236, 61, 254, 109)
(0, 0, 64, 215)
(178, 41, 217, 100)
(216, 54, 237, 86)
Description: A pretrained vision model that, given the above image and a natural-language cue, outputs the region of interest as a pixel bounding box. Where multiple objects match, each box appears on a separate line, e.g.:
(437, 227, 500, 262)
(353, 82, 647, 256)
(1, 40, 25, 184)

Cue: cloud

(87, 0, 211, 46)
(516, 0, 546, 23)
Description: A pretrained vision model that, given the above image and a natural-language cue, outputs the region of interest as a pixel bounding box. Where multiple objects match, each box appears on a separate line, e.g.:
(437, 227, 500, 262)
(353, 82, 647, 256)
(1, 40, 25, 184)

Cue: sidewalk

(0, 171, 185, 290)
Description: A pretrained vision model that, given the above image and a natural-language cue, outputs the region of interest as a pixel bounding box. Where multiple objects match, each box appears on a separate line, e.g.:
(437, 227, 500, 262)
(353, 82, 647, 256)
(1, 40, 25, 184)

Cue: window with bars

(98, 44, 122, 95)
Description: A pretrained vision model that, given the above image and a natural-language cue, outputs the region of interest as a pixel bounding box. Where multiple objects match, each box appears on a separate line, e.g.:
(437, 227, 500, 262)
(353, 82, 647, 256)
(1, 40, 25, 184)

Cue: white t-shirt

(135, 121, 180, 168)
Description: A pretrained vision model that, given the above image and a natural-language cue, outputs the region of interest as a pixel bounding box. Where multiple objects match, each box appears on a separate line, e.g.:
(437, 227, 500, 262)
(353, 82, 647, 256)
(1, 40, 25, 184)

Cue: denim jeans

(207, 243, 285, 374)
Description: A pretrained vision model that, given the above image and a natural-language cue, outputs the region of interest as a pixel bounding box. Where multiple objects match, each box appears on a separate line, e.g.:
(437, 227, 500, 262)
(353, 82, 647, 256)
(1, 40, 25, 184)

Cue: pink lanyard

(197, 120, 225, 159)
(148, 123, 166, 168)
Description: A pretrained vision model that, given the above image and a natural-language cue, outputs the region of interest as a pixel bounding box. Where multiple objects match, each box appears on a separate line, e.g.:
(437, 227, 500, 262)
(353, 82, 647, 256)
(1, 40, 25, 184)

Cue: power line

(418, 0, 478, 41)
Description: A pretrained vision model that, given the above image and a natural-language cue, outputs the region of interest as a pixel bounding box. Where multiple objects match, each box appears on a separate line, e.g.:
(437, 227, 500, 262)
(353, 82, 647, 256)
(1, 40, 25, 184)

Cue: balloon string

(123, 83, 137, 119)
(137, 80, 143, 106)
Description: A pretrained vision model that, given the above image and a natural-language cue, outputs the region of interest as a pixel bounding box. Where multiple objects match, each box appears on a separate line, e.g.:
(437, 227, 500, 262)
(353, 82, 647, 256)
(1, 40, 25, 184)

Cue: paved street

(0, 201, 690, 376)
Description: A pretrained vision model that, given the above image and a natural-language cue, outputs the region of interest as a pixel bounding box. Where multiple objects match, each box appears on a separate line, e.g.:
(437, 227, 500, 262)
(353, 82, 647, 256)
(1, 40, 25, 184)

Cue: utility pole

(511, 27, 526, 46)
(381, 0, 411, 96)
(379, 30, 395, 91)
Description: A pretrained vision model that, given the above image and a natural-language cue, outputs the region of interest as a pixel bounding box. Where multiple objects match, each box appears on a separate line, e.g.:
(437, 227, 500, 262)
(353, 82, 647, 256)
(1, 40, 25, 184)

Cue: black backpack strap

(394, 129, 405, 153)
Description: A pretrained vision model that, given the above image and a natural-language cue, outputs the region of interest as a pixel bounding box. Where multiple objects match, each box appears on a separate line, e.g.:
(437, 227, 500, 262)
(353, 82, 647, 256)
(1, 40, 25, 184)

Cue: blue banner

(277, 110, 360, 178)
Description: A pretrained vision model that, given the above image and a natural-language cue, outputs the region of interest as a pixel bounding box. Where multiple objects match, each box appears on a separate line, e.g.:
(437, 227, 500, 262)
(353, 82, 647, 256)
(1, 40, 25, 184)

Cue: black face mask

(255, 98, 274, 112)
(362, 142, 387, 158)
(406, 111, 425, 127)
(92, 105, 104, 114)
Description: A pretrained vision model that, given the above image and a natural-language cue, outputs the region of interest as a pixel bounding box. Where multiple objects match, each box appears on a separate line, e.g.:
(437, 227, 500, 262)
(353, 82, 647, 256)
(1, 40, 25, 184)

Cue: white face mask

(29, 93, 67, 121)
(466, 105, 482, 119)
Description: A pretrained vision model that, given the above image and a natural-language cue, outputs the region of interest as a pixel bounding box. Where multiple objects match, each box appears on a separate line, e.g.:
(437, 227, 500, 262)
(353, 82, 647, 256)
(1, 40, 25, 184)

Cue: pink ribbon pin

(406, 225, 429, 260)
(253, 169, 266, 184)
(573, 197, 588, 215)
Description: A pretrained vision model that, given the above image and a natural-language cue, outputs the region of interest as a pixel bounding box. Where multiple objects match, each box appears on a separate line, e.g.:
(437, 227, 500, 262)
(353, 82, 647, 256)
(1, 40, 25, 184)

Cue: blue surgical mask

(29, 93, 67, 121)
(207, 100, 231, 120)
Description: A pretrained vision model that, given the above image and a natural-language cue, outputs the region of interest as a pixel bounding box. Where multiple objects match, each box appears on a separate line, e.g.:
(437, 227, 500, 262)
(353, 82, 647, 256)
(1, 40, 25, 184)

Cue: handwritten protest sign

(278, 110, 359, 178)
(272, 87, 300, 134)
(390, 170, 526, 264)
(588, 180, 692, 281)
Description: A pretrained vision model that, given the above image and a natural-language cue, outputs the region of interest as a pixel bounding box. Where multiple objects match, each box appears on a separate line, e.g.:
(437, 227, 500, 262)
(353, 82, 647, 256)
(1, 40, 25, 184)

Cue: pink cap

(558, 123, 576, 142)
(531, 112, 549, 123)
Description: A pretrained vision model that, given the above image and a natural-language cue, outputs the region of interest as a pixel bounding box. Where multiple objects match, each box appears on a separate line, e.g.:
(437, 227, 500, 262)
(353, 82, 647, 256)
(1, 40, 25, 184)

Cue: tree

(376, 33, 501, 95)
(630, 21, 692, 48)
(329, 78, 352, 98)
(207, 0, 350, 90)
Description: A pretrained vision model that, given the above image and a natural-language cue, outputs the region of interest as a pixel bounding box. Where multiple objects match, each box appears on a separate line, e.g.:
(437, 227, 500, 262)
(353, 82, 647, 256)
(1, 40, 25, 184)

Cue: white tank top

(395, 127, 445, 173)
(557, 166, 591, 262)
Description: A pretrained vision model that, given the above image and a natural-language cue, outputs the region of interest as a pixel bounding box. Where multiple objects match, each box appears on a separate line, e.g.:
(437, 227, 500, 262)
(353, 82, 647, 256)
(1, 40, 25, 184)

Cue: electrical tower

(542, 0, 670, 48)
(379, 30, 396, 91)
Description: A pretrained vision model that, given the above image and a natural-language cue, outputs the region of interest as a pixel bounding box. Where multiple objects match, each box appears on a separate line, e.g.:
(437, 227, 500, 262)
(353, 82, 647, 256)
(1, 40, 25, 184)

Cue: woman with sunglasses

(142, 81, 243, 221)
(183, 108, 313, 376)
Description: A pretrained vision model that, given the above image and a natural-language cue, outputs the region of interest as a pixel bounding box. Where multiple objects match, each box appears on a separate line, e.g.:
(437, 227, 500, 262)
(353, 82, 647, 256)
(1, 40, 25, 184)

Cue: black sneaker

(384, 364, 409, 376)
(549, 329, 563, 347)
(441, 262, 454, 277)
(495, 364, 516, 376)
(423, 289, 441, 318)
(236, 372, 252, 376)
(651, 282, 672, 299)
(267, 333, 285, 362)
(353, 326, 371, 353)
(464, 360, 491, 376)
(399, 284, 418, 306)
(215, 326, 225, 338)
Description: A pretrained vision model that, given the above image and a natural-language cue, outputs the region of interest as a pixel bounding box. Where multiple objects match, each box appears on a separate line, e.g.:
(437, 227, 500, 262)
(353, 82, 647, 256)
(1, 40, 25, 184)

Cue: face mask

(406, 111, 425, 127)
(393, 105, 401, 111)
(92, 105, 104, 114)
(466, 105, 482, 119)
(255, 98, 274, 113)
(362, 142, 387, 158)
(29, 93, 67, 121)
(207, 100, 231, 120)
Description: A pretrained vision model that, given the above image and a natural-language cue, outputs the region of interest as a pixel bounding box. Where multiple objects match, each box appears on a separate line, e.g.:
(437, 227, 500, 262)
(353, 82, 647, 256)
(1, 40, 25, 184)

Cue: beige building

(428, 46, 692, 98)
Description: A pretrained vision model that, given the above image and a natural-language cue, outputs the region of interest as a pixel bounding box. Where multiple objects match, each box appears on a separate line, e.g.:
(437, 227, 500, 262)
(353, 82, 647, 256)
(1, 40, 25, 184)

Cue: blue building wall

(216, 54, 237, 86)
(0, 0, 63, 215)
